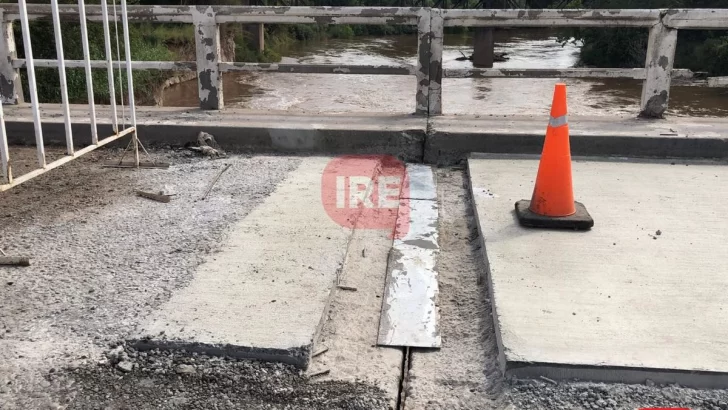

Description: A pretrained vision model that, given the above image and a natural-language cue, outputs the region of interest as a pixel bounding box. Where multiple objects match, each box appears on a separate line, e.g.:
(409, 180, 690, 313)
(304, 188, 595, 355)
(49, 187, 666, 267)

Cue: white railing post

(120, 0, 139, 166)
(101, 0, 118, 133)
(51, 0, 74, 155)
(193, 7, 223, 110)
(640, 21, 678, 118)
(0, 11, 22, 105)
(17, 0, 45, 168)
(78, 0, 98, 144)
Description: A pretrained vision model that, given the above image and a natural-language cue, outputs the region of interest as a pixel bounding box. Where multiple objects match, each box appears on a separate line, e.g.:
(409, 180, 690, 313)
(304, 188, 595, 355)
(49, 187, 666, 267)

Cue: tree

(560, 0, 728, 75)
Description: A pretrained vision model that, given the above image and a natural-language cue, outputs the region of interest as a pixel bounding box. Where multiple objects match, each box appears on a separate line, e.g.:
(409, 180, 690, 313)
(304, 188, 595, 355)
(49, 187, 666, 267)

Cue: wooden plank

(442, 9, 661, 28)
(0, 256, 30, 266)
(444, 67, 648, 79)
(0, 127, 135, 192)
(136, 190, 171, 203)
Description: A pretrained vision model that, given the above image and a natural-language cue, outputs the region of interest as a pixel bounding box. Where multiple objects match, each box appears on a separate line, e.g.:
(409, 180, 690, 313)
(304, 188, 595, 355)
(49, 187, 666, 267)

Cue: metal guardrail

(0, 0, 139, 191)
(1, 6, 728, 118)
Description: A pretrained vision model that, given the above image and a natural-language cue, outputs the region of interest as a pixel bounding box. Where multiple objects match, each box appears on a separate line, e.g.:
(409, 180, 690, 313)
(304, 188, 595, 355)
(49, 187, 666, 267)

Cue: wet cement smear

(161, 30, 728, 117)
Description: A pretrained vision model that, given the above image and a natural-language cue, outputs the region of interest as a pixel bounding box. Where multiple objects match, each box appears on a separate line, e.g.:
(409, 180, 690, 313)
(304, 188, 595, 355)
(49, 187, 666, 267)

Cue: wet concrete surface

(162, 30, 728, 117)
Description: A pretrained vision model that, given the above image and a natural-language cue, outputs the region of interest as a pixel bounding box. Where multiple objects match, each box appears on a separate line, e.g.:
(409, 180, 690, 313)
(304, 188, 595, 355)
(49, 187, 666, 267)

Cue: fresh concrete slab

(469, 154, 728, 388)
(378, 165, 441, 348)
(136, 156, 369, 367)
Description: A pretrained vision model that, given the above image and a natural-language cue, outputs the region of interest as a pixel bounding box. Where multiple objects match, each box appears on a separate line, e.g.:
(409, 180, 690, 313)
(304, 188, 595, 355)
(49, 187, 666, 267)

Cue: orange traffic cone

(515, 83, 594, 230)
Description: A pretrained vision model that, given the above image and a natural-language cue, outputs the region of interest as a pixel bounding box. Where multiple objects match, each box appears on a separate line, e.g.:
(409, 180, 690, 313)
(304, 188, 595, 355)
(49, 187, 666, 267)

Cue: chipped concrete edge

(129, 338, 311, 369)
(506, 361, 728, 390)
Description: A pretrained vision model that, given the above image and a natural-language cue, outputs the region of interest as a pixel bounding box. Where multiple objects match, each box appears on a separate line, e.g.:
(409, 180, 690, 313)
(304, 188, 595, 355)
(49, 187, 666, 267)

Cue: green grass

(16, 21, 188, 105)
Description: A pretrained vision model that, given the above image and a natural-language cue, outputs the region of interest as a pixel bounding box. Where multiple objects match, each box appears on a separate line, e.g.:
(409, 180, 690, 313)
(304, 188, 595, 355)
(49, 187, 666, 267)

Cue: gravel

(59, 343, 388, 410)
(508, 379, 728, 410)
(0, 147, 304, 408)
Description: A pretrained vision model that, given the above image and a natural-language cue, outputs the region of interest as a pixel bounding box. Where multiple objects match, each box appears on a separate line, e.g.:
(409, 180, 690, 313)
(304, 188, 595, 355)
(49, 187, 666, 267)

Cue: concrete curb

(4, 121, 427, 163)
(4, 107, 728, 164)
(426, 131, 728, 165)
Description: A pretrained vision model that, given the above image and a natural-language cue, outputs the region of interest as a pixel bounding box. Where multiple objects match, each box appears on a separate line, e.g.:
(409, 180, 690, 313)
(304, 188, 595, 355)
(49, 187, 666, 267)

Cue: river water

(161, 30, 728, 117)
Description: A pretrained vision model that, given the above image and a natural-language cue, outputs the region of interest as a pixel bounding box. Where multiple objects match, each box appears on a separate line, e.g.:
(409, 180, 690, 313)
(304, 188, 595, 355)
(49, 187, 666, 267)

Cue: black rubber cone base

(515, 200, 594, 231)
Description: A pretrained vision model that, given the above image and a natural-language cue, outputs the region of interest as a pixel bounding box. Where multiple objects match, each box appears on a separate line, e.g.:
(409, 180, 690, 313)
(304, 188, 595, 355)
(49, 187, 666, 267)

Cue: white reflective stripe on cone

(548, 114, 568, 128)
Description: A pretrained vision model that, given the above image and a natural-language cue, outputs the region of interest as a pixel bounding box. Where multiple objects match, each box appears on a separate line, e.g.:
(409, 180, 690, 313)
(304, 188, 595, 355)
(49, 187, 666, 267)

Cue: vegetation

(556, 0, 728, 75)
(14, 21, 188, 104)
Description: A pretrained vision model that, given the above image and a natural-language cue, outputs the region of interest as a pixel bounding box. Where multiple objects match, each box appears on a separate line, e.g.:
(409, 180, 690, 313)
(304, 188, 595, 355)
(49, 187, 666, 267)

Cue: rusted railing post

(415, 8, 431, 116)
(0, 11, 22, 105)
(429, 8, 443, 116)
(639, 20, 677, 118)
(193, 7, 223, 110)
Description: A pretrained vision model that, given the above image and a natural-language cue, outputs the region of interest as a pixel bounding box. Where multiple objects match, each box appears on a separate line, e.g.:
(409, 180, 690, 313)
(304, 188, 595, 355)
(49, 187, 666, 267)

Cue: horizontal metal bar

(0, 127, 134, 192)
(12, 59, 196, 71)
(5, 5, 728, 29)
(442, 9, 661, 27)
(444, 68, 696, 80)
(662, 9, 728, 29)
(3, 6, 728, 29)
(445, 68, 647, 79)
(219, 62, 415, 75)
(0, 5, 419, 25)
(215, 15, 417, 24)
(14, 60, 416, 76)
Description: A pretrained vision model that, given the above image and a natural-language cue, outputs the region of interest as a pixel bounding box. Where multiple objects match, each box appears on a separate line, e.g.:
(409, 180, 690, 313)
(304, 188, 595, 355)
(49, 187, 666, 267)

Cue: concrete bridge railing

(0, 5, 727, 118)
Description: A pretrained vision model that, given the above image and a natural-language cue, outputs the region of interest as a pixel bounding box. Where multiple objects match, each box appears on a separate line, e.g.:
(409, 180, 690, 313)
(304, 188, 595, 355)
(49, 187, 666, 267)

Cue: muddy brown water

(161, 30, 728, 117)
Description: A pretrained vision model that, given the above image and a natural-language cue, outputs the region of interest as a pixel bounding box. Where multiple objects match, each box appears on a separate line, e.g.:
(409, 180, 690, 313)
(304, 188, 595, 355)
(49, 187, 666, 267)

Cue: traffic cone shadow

(515, 83, 594, 231)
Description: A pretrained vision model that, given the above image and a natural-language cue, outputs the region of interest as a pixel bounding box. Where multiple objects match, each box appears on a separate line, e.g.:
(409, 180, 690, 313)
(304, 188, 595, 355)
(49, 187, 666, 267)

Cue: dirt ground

(3, 149, 728, 410)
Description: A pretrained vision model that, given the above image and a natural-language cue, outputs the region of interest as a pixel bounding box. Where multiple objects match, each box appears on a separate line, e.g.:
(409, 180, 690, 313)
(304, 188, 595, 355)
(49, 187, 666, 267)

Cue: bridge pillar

(640, 22, 677, 118)
(245, 23, 265, 52)
(0, 13, 23, 105)
(472, 28, 495, 68)
(193, 8, 223, 110)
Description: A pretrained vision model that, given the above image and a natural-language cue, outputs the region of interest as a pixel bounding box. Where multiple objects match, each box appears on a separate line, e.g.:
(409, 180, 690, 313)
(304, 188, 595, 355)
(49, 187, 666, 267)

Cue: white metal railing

(1, 6, 727, 119)
(0, 0, 138, 191)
